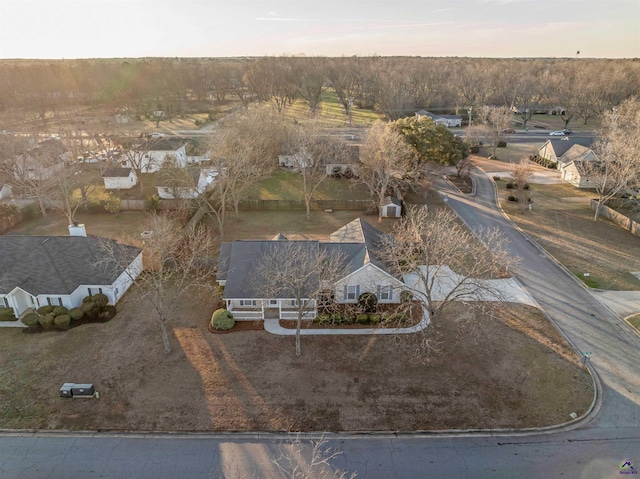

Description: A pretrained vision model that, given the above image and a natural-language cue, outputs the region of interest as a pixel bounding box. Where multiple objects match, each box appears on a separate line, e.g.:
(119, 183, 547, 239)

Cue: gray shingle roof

(0, 235, 141, 295)
(103, 168, 133, 178)
(137, 139, 186, 151)
(220, 240, 319, 299)
(218, 219, 396, 299)
(549, 138, 595, 159)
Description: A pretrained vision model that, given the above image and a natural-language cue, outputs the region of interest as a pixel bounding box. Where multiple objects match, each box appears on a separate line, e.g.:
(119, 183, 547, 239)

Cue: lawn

(245, 169, 370, 201)
(0, 287, 593, 431)
(264, 88, 382, 128)
(496, 180, 640, 290)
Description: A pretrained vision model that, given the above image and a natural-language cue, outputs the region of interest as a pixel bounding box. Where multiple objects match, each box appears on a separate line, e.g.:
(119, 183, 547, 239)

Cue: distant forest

(1, 57, 638, 128)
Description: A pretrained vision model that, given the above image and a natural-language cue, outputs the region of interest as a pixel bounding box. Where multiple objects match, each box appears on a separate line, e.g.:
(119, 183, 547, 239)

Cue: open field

(0, 286, 592, 431)
(277, 89, 382, 127)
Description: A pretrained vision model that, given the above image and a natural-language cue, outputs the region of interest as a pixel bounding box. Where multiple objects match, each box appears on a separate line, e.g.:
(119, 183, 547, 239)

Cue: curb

(436, 167, 602, 434)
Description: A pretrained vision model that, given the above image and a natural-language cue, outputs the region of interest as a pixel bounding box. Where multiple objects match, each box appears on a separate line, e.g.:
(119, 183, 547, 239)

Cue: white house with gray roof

(216, 218, 405, 320)
(0, 232, 142, 317)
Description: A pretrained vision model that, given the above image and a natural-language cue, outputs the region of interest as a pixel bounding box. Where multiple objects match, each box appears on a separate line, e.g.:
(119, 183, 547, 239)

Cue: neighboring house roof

(137, 139, 186, 151)
(0, 235, 141, 296)
(541, 138, 595, 160)
(572, 160, 604, 176)
(415, 111, 462, 122)
(272, 233, 288, 240)
(102, 168, 134, 178)
(559, 144, 599, 165)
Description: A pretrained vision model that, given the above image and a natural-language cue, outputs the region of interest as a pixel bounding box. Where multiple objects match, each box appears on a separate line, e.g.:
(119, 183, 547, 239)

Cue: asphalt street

(0, 166, 639, 479)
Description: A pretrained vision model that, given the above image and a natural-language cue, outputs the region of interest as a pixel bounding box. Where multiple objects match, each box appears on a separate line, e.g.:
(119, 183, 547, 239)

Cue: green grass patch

(576, 273, 599, 288)
(245, 169, 370, 201)
(267, 88, 382, 127)
(627, 314, 640, 332)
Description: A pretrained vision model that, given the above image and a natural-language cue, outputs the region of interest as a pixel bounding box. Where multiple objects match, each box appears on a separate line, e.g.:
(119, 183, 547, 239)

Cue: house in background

(122, 138, 187, 173)
(102, 168, 138, 190)
(0, 226, 142, 317)
(415, 110, 462, 127)
(217, 218, 404, 320)
(537, 138, 595, 168)
(14, 138, 69, 181)
(156, 167, 217, 199)
(0, 184, 12, 199)
(561, 160, 603, 188)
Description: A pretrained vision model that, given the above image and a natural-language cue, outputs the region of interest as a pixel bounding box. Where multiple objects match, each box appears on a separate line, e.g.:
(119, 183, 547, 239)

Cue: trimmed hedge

(0, 307, 16, 321)
(369, 313, 381, 324)
(356, 313, 369, 324)
(37, 305, 54, 315)
(52, 306, 69, 316)
(53, 314, 71, 330)
(39, 313, 55, 328)
(22, 312, 40, 328)
(91, 293, 109, 307)
(69, 308, 85, 321)
(211, 308, 235, 330)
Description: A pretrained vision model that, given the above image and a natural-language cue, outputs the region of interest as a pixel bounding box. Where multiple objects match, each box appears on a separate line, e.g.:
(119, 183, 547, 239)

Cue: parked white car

(549, 130, 566, 136)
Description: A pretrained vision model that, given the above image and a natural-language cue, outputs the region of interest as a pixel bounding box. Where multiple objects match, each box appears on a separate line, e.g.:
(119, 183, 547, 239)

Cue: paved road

(441, 169, 640, 430)
(1, 168, 639, 478)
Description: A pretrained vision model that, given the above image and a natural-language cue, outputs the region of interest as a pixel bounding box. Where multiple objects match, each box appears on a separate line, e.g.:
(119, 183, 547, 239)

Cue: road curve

(438, 168, 640, 431)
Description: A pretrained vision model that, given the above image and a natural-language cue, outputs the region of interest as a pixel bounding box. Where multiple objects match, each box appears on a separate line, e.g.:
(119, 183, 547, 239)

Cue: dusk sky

(0, 0, 638, 59)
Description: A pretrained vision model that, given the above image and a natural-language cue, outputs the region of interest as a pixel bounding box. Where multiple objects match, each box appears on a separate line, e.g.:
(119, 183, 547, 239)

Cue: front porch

(225, 299, 317, 321)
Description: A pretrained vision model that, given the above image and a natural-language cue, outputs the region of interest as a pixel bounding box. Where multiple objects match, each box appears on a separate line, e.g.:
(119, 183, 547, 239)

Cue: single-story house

(0, 184, 12, 199)
(102, 168, 138, 190)
(381, 197, 402, 218)
(122, 139, 187, 173)
(278, 151, 313, 168)
(561, 160, 603, 188)
(415, 110, 462, 127)
(217, 218, 404, 320)
(156, 167, 218, 199)
(537, 138, 595, 168)
(14, 139, 69, 181)
(0, 225, 142, 317)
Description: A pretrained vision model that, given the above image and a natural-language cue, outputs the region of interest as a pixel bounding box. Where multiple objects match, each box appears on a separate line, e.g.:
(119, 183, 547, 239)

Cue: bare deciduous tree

(359, 122, 416, 221)
(187, 109, 287, 237)
(590, 97, 640, 222)
(272, 435, 357, 479)
(380, 206, 517, 356)
(510, 159, 534, 209)
(101, 214, 215, 353)
(286, 123, 348, 220)
(478, 105, 513, 157)
(254, 241, 346, 356)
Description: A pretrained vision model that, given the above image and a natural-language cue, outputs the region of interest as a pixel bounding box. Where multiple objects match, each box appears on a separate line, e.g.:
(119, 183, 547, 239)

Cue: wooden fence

(591, 199, 640, 237)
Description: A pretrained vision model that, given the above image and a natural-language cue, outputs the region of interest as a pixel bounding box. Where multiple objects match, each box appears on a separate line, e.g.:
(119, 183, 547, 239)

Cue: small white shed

(0, 184, 12, 199)
(103, 168, 137, 190)
(381, 197, 402, 218)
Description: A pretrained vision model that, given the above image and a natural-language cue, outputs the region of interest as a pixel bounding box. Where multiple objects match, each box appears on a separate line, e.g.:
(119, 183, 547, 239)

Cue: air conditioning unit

(59, 383, 74, 397)
(59, 383, 95, 398)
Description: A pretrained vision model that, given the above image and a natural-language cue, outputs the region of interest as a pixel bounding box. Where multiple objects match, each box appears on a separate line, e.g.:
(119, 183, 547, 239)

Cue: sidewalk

(263, 268, 538, 336)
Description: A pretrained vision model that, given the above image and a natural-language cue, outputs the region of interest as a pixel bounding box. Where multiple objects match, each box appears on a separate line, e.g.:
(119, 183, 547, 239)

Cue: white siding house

(0, 234, 143, 317)
(217, 218, 405, 320)
(124, 139, 187, 173)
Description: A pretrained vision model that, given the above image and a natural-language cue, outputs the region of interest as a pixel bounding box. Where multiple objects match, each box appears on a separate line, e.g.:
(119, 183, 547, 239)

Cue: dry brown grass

(497, 182, 640, 290)
(0, 288, 592, 432)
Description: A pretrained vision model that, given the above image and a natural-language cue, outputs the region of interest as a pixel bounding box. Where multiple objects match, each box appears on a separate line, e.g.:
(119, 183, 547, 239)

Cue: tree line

(1, 57, 638, 127)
